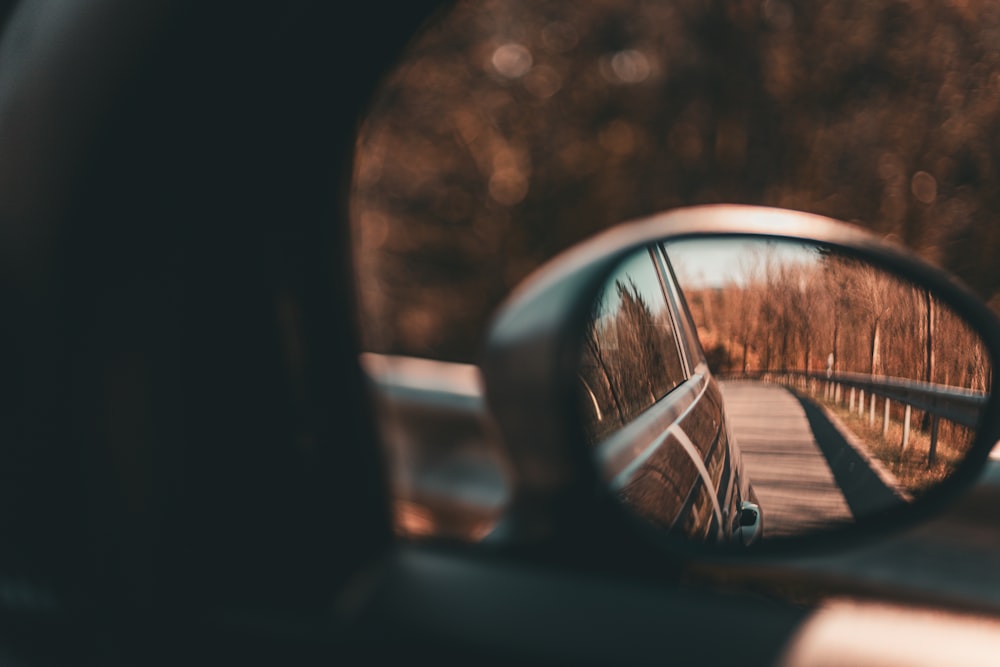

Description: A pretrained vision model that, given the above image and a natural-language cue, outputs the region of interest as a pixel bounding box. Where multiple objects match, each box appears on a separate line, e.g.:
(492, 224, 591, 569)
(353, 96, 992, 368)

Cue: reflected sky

(595, 248, 667, 318)
(664, 238, 823, 288)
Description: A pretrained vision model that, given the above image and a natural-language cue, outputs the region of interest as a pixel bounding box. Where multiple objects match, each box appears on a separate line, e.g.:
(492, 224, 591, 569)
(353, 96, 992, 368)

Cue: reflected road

(720, 381, 855, 537)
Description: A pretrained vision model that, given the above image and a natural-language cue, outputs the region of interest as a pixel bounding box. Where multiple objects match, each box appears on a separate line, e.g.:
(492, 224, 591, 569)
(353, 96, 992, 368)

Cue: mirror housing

(481, 205, 1000, 555)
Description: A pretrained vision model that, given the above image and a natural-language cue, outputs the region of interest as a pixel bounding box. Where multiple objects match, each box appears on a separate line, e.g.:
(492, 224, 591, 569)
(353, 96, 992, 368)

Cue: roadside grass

(803, 388, 971, 496)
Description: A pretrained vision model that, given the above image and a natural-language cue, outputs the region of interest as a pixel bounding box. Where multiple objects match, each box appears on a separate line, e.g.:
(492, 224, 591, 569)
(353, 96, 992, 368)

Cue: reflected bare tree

(672, 243, 989, 394)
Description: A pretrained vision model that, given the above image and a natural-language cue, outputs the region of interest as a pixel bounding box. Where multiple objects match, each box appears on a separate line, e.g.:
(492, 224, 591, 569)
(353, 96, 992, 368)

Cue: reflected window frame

(654, 241, 707, 374)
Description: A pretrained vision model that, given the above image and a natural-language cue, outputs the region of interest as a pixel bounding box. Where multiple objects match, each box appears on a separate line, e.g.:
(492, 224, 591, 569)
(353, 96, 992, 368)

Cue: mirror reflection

(580, 237, 991, 544)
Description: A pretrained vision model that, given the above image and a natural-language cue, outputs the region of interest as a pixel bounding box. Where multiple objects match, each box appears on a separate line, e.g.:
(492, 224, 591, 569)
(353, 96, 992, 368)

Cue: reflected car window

(580, 248, 688, 441)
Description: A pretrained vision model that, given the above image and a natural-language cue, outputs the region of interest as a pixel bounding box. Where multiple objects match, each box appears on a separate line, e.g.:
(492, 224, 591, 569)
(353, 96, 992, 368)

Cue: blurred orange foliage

(353, 0, 1000, 361)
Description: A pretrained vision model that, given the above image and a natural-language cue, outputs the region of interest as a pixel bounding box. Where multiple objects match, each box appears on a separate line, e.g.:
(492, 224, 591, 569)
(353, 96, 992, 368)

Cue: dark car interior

(1, 0, 423, 662)
(6, 1, 1000, 665)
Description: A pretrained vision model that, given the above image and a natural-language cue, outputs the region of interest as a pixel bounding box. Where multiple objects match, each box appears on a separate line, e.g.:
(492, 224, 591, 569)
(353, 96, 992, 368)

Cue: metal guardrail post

(858, 389, 865, 417)
(869, 393, 876, 426)
(883, 398, 891, 437)
(902, 404, 912, 452)
(849, 387, 855, 412)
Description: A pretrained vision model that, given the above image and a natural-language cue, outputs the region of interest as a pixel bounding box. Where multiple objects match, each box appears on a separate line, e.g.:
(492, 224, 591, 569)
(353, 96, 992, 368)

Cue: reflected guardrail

(719, 369, 989, 464)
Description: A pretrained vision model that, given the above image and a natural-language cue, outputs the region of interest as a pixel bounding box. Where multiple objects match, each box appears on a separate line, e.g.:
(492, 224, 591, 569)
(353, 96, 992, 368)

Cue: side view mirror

(481, 205, 1000, 556)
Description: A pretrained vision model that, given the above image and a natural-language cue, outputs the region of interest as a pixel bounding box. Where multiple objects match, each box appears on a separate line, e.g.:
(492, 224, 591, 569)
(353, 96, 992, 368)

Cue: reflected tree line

(580, 275, 687, 442)
(676, 246, 991, 393)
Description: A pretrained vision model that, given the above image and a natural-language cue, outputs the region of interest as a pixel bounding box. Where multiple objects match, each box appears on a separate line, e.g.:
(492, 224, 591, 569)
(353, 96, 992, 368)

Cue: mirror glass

(579, 237, 991, 545)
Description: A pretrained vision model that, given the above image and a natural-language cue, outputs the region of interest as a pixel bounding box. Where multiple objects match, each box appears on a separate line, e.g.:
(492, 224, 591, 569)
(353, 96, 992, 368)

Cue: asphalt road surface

(720, 380, 902, 538)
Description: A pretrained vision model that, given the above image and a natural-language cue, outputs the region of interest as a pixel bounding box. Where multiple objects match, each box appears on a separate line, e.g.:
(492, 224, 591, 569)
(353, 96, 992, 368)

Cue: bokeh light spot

(911, 171, 938, 204)
(524, 64, 562, 98)
(601, 49, 651, 84)
(492, 43, 533, 78)
(489, 169, 529, 205)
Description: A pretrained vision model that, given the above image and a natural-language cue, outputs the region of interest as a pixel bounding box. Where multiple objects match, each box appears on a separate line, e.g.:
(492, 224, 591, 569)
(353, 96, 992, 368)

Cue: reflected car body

(580, 243, 762, 544)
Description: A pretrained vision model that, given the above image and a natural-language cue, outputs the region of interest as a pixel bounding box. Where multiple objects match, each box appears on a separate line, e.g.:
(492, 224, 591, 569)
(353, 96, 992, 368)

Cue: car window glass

(580, 248, 688, 441)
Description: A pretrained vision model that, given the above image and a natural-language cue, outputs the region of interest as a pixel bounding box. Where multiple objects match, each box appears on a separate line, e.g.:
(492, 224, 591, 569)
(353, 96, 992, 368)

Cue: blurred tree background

(352, 0, 1000, 363)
